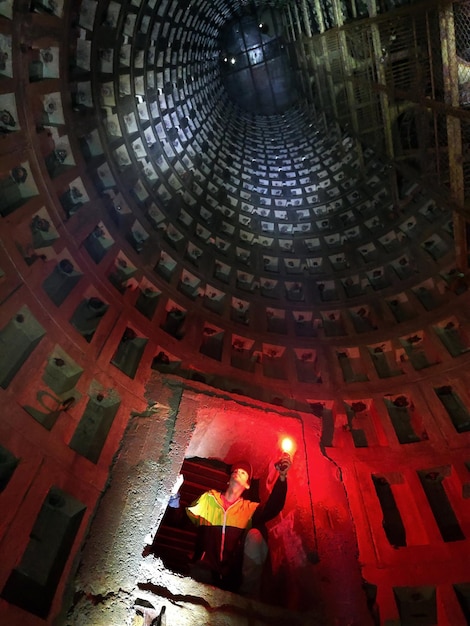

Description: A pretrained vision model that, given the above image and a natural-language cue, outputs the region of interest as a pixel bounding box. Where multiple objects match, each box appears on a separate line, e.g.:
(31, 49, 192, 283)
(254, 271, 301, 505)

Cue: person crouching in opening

(173, 458, 291, 596)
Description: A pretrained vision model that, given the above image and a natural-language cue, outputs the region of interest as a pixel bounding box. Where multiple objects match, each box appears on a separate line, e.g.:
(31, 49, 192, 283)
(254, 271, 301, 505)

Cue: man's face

(231, 467, 249, 490)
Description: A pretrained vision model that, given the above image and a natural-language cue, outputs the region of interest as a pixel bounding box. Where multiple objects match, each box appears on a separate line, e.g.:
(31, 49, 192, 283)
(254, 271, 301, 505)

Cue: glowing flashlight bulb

(276, 438, 294, 473)
(281, 437, 293, 454)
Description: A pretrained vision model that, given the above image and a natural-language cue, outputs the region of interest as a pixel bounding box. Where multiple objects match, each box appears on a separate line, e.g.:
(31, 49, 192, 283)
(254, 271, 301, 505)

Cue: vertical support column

(300, 0, 312, 38)
(287, 0, 317, 114)
(313, 0, 325, 33)
(286, 3, 295, 42)
(330, 0, 344, 27)
(330, 0, 366, 170)
(292, 2, 303, 39)
(282, 4, 290, 42)
(305, 0, 329, 127)
(350, 0, 359, 19)
(366, 0, 379, 175)
(440, 2, 467, 269)
(369, 19, 400, 205)
(369, 25, 395, 157)
(367, 0, 378, 17)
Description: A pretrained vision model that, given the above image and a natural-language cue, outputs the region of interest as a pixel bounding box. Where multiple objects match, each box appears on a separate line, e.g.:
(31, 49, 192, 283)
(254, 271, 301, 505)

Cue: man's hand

(171, 473, 184, 495)
(169, 474, 184, 508)
(275, 454, 292, 481)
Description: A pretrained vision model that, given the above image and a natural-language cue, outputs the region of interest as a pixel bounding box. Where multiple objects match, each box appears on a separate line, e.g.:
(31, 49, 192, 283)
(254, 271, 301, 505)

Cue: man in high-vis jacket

(182, 458, 291, 595)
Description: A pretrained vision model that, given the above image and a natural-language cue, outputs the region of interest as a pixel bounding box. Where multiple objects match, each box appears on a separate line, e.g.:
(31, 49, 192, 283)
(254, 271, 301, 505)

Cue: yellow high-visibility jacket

(186, 478, 287, 587)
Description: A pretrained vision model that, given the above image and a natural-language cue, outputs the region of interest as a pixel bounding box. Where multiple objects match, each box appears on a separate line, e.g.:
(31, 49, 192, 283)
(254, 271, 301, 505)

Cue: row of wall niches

(0, 316, 122, 461)
(3, 288, 470, 395)
(0, 0, 460, 295)
(353, 464, 470, 549)
(3, 310, 470, 452)
(0, 0, 465, 345)
(67, 0, 455, 284)
(2, 188, 467, 341)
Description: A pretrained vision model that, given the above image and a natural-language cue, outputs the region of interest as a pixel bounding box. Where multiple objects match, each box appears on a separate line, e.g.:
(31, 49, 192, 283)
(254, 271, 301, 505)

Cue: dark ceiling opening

(219, 9, 298, 115)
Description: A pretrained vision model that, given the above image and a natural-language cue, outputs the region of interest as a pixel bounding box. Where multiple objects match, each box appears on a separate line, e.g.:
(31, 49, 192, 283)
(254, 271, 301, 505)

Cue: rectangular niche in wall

(294, 348, 319, 383)
(399, 332, 438, 371)
(368, 342, 403, 379)
(321, 310, 346, 337)
(412, 281, 441, 311)
(434, 385, 470, 433)
(308, 401, 334, 447)
(293, 311, 316, 337)
(69, 388, 121, 463)
(418, 468, 465, 542)
(0, 306, 46, 388)
(199, 324, 224, 361)
(433, 318, 470, 357)
(161, 302, 186, 339)
(20, 347, 82, 430)
(266, 308, 287, 334)
(0, 444, 19, 492)
(393, 586, 436, 626)
(344, 401, 378, 448)
(42, 257, 83, 306)
(135, 280, 161, 320)
(83, 222, 114, 264)
(0, 161, 39, 217)
(70, 295, 109, 342)
(151, 347, 181, 373)
(384, 395, 425, 444)
(230, 335, 255, 372)
(203, 285, 226, 315)
(372, 474, 407, 548)
(1, 486, 86, 619)
(111, 327, 148, 378)
(336, 347, 369, 383)
(14, 207, 59, 264)
(42, 345, 84, 395)
(386, 294, 416, 322)
(453, 583, 470, 622)
(262, 344, 287, 380)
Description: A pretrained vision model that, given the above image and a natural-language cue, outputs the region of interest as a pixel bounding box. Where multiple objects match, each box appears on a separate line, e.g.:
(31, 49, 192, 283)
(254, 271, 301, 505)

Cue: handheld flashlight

(275, 437, 294, 472)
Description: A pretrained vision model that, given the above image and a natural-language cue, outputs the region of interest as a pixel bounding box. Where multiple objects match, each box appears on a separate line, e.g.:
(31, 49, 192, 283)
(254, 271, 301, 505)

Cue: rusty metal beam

(440, 1, 467, 267)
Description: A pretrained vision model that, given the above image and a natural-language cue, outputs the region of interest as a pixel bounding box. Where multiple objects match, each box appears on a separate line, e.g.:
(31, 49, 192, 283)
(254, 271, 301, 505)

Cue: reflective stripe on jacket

(187, 490, 258, 575)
